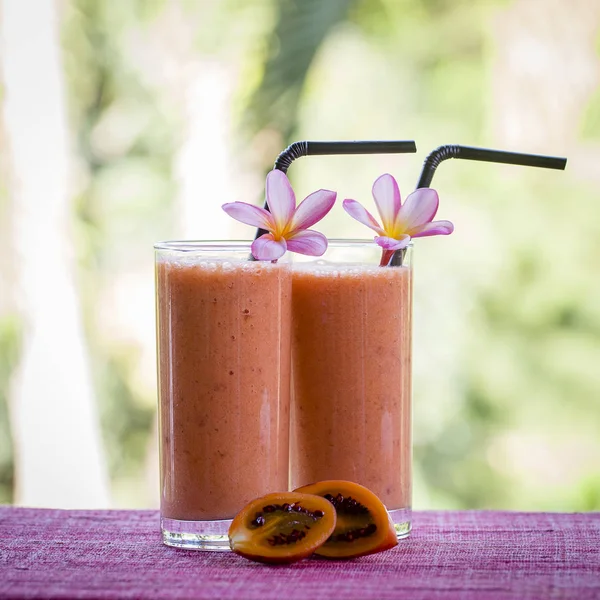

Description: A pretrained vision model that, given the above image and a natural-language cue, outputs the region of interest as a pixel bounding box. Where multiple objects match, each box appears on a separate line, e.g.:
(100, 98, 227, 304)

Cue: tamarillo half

(228, 492, 336, 564)
(294, 480, 398, 558)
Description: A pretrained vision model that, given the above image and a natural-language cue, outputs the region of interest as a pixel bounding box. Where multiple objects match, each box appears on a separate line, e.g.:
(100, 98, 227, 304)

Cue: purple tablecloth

(0, 508, 599, 599)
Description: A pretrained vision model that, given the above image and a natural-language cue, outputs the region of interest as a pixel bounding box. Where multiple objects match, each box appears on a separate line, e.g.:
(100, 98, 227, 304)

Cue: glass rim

(154, 239, 413, 252)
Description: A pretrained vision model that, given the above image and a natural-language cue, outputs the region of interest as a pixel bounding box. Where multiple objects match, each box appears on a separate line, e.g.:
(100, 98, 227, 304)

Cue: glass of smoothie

(290, 241, 413, 538)
(155, 241, 292, 550)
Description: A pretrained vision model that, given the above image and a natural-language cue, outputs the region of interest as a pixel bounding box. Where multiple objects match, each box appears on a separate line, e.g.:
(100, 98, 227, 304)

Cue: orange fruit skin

(294, 480, 398, 559)
(228, 492, 337, 565)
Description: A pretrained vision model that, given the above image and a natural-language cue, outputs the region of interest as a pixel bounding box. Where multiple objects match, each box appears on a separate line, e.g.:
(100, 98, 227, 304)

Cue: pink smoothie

(290, 263, 412, 511)
(156, 257, 291, 521)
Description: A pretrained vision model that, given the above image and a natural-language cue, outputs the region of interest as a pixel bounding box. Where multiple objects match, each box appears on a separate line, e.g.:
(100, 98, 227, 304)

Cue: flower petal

(342, 199, 384, 235)
(374, 234, 411, 251)
(410, 220, 454, 238)
(286, 229, 328, 256)
(265, 169, 296, 230)
(251, 233, 287, 261)
(396, 188, 439, 232)
(290, 189, 337, 231)
(222, 202, 275, 231)
(372, 173, 401, 231)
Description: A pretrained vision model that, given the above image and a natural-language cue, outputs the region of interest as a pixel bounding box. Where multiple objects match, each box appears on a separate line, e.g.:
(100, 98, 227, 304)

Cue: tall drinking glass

(290, 241, 413, 537)
(155, 241, 292, 550)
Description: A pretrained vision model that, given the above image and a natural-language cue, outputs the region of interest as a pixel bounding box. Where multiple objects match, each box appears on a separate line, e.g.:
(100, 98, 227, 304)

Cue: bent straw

(416, 144, 567, 189)
(274, 140, 417, 173)
(386, 144, 568, 266)
(254, 140, 417, 239)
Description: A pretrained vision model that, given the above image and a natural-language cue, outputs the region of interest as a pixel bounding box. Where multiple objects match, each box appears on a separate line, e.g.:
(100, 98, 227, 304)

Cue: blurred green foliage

(63, 0, 176, 500)
(96, 351, 154, 481)
(245, 0, 352, 140)
(0, 317, 20, 504)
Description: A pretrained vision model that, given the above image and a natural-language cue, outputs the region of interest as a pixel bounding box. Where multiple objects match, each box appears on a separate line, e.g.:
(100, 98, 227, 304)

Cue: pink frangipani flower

(343, 173, 454, 264)
(222, 170, 337, 261)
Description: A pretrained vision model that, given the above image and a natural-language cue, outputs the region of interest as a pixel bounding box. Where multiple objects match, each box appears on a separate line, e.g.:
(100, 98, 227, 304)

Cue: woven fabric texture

(1, 508, 599, 600)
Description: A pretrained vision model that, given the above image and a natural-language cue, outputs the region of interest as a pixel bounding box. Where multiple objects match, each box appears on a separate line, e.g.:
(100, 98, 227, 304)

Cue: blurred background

(1, 0, 599, 511)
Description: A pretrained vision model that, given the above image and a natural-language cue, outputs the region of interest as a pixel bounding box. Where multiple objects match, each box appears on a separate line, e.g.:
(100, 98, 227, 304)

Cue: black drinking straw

(416, 144, 567, 189)
(254, 140, 417, 239)
(385, 144, 568, 266)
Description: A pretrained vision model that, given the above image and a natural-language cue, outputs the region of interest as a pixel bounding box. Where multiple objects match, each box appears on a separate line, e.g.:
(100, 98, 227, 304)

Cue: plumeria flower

(223, 170, 337, 261)
(343, 173, 454, 264)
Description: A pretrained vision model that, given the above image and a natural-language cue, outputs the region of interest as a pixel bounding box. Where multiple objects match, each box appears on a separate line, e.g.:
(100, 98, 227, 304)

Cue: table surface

(0, 508, 599, 600)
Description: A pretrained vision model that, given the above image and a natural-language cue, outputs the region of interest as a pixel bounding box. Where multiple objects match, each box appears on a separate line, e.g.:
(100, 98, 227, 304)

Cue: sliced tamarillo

(294, 480, 398, 558)
(228, 492, 336, 564)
